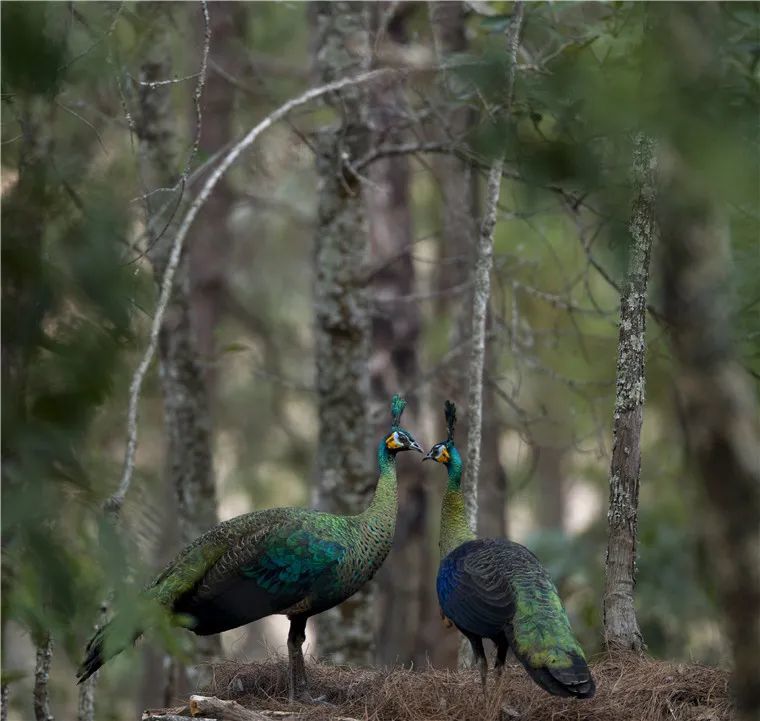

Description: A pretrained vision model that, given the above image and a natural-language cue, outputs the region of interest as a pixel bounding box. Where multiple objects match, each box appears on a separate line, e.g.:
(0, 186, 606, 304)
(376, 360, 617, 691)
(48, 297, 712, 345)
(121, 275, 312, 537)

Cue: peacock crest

(390, 393, 407, 428)
(444, 400, 456, 442)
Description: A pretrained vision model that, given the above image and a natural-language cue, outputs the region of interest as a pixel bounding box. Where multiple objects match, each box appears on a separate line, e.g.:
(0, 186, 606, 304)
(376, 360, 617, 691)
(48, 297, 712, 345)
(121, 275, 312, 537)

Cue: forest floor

(146, 653, 732, 721)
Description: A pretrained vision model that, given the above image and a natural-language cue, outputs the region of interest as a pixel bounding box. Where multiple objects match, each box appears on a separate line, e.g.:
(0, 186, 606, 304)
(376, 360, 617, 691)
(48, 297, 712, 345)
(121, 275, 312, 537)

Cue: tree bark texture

(310, 1, 374, 665)
(427, 3, 479, 669)
(603, 134, 655, 653)
(461, 162, 502, 535)
(660, 167, 760, 720)
(365, 4, 430, 667)
(188, 2, 244, 383)
(135, 1, 221, 688)
(33, 633, 53, 721)
(137, 3, 220, 551)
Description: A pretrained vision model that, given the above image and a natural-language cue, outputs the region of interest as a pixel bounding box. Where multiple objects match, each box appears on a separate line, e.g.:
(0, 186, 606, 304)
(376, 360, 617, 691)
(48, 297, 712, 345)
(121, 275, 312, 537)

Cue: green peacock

(78, 394, 422, 701)
(424, 401, 595, 698)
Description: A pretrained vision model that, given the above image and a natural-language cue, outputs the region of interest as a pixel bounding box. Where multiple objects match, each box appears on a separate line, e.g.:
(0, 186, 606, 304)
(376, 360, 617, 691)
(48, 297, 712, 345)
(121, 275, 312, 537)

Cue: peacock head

(384, 394, 423, 455)
(423, 400, 459, 466)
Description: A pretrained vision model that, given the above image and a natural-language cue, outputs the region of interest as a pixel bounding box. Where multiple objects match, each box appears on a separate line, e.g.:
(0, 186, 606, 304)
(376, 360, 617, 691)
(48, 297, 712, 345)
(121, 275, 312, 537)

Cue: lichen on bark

(603, 133, 656, 653)
(310, 1, 375, 665)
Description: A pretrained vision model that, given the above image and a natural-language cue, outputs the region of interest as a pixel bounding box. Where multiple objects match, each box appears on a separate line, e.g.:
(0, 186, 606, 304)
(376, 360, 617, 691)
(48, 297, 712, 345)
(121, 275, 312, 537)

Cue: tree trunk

(310, 1, 374, 665)
(135, 1, 220, 692)
(426, 3, 482, 668)
(533, 444, 567, 532)
(428, 1, 514, 666)
(33, 633, 53, 721)
(602, 133, 655, 653)
(478, 341, 508, 539)
(660, 164, 760, 720)
(188, 2, 244, 384)
(365, 3, 430, 668)
(461, 164, 502, 533)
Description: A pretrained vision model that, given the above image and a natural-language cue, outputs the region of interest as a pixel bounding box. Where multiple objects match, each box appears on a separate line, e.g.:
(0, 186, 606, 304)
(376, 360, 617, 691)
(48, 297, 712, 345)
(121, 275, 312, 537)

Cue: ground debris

(143, 654, 733, 721)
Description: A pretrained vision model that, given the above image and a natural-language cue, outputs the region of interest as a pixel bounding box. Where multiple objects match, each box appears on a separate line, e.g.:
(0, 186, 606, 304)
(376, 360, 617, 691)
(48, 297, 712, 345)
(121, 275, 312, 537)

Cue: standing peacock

(424, 401, 595, 698)
(78, 394, 422, 701)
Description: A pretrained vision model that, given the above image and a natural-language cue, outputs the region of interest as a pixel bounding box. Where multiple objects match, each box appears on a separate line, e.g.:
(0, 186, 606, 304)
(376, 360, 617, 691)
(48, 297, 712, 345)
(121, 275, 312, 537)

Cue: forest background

(2, 2, 758, 721)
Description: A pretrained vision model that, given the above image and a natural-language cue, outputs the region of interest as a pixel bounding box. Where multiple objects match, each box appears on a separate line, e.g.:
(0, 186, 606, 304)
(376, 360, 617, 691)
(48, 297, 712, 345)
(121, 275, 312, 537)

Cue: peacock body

(78, 395, 421, 701)
(426, 401, 595, 699)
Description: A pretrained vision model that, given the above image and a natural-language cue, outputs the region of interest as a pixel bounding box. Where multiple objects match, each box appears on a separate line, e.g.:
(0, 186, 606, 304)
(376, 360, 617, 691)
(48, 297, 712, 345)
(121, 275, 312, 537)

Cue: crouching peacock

(78, 394, 422, 701)
(424, 401, 595, 698)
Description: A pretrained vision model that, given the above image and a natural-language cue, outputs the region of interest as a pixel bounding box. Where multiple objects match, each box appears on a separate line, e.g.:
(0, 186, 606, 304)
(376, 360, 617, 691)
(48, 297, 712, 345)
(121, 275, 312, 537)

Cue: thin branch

(55, 101, 109, 156)
(58, 2, 124, 72)
(108, 67, 399, 513)
(132, 72, 201, 88)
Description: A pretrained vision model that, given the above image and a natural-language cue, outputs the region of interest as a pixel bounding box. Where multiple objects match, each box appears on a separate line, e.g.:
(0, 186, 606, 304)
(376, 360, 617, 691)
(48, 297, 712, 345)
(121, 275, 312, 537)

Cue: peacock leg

(494, 633, 508, 677)
(467, 635, 488, 692)
(287, 616, 309, 702)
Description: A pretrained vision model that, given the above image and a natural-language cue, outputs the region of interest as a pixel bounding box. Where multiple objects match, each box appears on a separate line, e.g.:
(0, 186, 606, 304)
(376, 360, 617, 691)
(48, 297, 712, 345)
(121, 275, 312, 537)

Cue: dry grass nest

(198, 653, 732, 721)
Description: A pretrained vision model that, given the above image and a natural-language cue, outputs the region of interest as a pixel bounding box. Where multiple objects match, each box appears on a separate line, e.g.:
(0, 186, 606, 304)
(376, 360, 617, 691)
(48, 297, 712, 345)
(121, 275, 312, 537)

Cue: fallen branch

(189, 696, 268, 721)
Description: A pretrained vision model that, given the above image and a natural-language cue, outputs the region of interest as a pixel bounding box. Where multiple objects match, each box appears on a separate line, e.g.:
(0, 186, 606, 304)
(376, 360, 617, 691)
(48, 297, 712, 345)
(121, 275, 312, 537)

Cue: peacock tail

(78, 395, 415, 684)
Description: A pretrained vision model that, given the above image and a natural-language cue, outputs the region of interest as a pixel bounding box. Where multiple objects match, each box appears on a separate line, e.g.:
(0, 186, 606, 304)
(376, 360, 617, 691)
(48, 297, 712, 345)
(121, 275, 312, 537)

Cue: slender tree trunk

(33, 633, 53, 721)
(478, 341, 508, 539)
(660, 166, 760, 720)
(310, 1, 374, 665)
(1, 683, 8, 721)
(135, 1, 220, 694)
(602, 134, 655, 653)
(533, 444, 567, 532)
(188, 2, 244, 384)
(461, 164, 502, 532)
(365, 3, 430, 667)
(427, 3, 481, 668)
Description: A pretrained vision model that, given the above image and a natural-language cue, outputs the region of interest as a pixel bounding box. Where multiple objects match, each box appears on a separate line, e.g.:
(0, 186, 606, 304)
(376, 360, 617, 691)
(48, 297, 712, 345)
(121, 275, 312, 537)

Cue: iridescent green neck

(439, 445, 475, 558)
(360, 438, 399, 522)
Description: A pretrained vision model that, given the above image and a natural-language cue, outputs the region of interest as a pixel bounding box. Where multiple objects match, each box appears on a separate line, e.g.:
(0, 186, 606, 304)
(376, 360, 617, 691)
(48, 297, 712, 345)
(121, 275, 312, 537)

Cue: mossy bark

(603, 133, 655, 653)
(310, 1, 374, 665)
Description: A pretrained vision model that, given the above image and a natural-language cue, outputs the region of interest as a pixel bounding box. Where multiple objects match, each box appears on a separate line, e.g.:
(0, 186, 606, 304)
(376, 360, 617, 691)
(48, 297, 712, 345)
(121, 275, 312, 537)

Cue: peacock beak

(422, 448, 435, 461)
(409, 439, 423, 454)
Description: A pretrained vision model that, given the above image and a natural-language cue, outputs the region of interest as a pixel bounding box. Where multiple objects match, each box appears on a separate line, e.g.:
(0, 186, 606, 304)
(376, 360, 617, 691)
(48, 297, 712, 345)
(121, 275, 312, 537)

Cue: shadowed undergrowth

(180, 653, 733, 721)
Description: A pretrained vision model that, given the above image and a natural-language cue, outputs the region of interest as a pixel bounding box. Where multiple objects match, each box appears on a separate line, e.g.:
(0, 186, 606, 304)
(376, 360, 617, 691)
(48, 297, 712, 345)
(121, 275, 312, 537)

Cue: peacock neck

(439, 446, 476, 558)
(359, 439, 399, 527)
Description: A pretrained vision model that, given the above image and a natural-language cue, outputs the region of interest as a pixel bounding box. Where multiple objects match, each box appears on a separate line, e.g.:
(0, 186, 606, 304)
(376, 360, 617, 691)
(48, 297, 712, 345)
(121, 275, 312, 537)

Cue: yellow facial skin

(386, 432, 404, 449)
(435, 446, 450, 464)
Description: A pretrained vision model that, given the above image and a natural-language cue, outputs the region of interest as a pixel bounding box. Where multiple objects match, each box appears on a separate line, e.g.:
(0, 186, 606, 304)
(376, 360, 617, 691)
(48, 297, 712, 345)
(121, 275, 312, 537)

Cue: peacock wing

(436, 539, 516, 639)
(437, 539, 594, 698)
(174, 512, 348, 633)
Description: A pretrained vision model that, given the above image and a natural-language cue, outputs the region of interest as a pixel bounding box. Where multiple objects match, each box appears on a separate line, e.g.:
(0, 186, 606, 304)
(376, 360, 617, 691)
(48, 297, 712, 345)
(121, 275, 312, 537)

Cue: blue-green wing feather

(175, 521, 347, 634)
